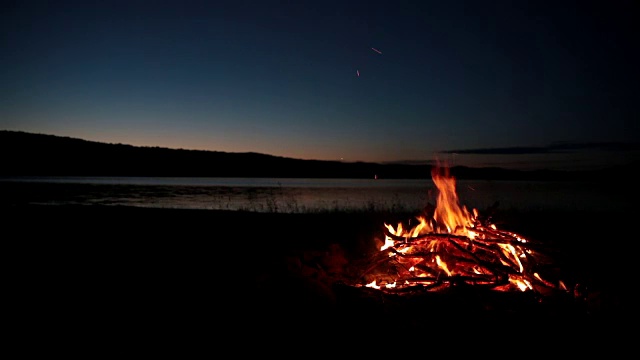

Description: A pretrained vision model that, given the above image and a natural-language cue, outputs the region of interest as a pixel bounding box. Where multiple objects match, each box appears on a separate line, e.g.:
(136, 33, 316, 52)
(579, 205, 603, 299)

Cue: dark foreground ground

(4, 204, 636, 352)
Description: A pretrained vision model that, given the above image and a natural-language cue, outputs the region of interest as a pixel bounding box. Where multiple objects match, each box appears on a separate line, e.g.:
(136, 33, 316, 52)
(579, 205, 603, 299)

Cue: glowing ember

(353, 164, 567, 295)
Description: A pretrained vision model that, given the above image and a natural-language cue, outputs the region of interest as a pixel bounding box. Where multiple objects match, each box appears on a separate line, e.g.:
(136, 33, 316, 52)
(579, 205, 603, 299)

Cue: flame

(431, 165, 475, 236)
(384, 165, 477, 239)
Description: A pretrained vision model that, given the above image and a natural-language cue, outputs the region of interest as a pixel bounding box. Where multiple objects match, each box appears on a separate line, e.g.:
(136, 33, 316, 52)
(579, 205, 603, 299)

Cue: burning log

(353, 224, 565, 294)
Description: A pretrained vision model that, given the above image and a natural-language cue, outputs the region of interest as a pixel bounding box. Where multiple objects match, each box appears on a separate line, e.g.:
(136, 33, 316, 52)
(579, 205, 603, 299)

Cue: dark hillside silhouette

(0, 130, 627, 180)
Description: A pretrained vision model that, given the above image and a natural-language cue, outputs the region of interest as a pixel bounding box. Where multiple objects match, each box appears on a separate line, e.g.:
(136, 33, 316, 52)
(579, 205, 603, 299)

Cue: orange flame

(431, 165, 475, 235)
(385, 163, 477, 239)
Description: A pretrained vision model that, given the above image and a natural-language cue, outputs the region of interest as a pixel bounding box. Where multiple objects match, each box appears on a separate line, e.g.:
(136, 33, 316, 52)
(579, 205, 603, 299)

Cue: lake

(0, 176, 627, 213)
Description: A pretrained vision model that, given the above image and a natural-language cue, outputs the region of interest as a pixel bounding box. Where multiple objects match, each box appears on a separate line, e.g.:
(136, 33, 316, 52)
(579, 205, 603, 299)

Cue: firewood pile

(348, 212, 569, 297)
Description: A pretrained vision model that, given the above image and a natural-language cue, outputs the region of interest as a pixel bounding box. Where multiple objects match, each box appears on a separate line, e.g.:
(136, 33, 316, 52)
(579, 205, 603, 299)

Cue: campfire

(350, 164, 569, 297)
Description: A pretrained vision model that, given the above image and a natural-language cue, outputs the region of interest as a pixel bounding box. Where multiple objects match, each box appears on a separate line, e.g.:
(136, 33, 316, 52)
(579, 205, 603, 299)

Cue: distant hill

(0, 130, 625, 180)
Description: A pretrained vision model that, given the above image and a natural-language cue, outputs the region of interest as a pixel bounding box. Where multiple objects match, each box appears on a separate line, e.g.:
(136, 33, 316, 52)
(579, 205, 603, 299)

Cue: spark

(356, 70, 360, 77)
(371, 47, 382, 55)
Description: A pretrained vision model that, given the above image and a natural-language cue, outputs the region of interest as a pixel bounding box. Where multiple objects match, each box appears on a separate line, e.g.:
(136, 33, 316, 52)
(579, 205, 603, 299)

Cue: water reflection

(0, 176, 626, 213)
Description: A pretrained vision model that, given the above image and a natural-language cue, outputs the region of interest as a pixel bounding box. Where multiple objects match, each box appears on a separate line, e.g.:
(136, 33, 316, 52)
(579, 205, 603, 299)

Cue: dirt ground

(5, 204, 633, 350)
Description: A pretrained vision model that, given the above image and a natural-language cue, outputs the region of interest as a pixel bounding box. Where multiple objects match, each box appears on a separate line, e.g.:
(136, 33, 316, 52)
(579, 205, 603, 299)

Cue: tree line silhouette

(0, 130, 623, 180)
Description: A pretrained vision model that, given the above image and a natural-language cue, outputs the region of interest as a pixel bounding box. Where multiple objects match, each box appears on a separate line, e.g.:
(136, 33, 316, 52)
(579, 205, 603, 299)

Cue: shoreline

(1, 178, 633, 215)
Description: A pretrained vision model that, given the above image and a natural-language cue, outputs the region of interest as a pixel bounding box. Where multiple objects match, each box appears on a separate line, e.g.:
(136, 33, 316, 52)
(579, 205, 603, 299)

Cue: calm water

(0, 176, 627, 213)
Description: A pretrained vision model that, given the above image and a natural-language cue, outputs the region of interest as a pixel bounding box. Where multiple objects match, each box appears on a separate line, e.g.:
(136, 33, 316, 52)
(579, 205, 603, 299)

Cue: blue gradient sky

(2, 0, 638, 170)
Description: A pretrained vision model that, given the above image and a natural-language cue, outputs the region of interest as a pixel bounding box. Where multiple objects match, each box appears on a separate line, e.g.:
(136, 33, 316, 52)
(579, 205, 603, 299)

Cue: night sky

(2, 0, 638, 170)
